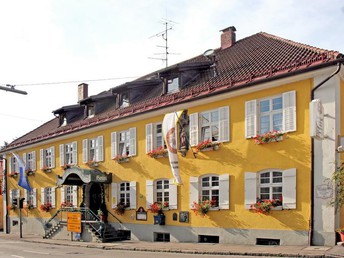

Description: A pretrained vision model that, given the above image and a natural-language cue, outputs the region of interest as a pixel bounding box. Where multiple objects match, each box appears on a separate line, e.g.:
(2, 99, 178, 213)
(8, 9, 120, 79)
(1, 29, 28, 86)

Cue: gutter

(309, 61, 343, 245)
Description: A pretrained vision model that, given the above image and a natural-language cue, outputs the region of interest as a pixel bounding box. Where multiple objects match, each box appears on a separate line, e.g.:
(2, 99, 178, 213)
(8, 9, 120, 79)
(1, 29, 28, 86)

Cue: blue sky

(0, 0, 343, 146)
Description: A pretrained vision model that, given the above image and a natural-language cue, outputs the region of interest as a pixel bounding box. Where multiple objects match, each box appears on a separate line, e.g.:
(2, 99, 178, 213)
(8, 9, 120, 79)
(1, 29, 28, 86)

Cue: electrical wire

(0, 113, 45, 122)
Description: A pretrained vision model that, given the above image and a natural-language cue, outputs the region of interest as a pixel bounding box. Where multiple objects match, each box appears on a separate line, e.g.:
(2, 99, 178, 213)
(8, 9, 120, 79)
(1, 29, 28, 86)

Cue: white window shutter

(9, 190, 13, 203)
(23, 153, 27, 167)
(33, 188, 37, 207)
(129, 127, 136, 156)
(51, 146, 55, 168)
(41, 188, 45, 204)
(51, 187, 56, 208)
(82, 139, 88, 163)
(219, 174, 230, 209)
(24, 189, 28, 206)
(72, 141, 77, 165)
(146, 180, 154, 209)
(282, 168, 296, 209)
(129, 181, 137, 210)
(59, 144, 64, 167)
(32, 151, 36, 171)
(96, 136, 104, 162)
(111, 132, 117, 159)
(189, 113, 199, 146)
(146, 123, 153, 154)
(244, 172, 258, 209)
(9, 157, 13, 174)
(40, 149, 44, 169)
(218, 106, 230, 143)
(111, 183, 118, 209)
(169, 179, 178, 209)
(61, 187, 65, 204)
(189, 176, 199, 208)
(245, 100, 257, 138)
(72, 186, 78, 207)
(282, 90, 296, 132)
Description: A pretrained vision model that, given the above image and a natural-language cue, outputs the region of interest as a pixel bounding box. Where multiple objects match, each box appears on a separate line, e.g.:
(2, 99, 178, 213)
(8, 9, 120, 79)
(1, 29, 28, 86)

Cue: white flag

(162, 111, 183, 185)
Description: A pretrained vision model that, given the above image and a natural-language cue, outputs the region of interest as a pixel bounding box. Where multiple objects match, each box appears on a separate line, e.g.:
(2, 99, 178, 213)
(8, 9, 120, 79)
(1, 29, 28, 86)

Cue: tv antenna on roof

(149, 19, 178, 68)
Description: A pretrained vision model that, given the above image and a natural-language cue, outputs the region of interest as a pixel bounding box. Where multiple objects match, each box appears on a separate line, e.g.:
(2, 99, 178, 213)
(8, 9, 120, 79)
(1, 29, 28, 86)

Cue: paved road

(0, 238, 268, 258)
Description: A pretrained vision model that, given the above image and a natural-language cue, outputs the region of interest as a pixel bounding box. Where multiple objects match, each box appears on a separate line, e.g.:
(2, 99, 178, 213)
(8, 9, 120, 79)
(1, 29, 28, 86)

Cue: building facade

(1, 26, 343, 246)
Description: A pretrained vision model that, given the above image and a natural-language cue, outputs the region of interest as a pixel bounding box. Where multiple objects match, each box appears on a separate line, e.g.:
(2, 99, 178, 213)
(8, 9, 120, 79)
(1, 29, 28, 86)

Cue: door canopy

(56, 166, 112, 186)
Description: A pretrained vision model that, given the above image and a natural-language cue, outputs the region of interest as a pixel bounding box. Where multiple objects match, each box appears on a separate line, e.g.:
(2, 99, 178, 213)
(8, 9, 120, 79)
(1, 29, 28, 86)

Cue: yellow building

(1, 26, 344, 246)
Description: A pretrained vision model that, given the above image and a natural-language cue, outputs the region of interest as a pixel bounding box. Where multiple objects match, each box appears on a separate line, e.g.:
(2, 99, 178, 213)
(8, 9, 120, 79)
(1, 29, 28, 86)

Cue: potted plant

(147, 146, 168, 159)
(191, 199, 216, 217)
(26, 170, 35, 176)
(26, 203, 35, 210)
(114, 202, 127, 215)
(112, 154, 130, 163)
(61, 201, 74, 208)
(10, 172, 18, 178)
(42, 166, 52, 173)
(253, 130, 284, 145)
(86, 160, 99, 167)
(149, 202, 168, 225)
(250, 198, 282, 214)
(336, 227, 344, 242)
(40, 202, 52, 212)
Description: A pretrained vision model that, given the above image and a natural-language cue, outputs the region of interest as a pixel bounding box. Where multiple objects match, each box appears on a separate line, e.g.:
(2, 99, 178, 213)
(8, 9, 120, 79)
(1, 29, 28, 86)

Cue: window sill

(253, 135, 284, 145)
(271, 206, 282, 211)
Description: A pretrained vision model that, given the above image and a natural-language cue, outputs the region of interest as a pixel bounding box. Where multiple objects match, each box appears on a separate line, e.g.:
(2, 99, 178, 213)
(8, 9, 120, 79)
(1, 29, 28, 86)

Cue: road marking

(23, 250, 50, 255)
(11, 255, 24, 258)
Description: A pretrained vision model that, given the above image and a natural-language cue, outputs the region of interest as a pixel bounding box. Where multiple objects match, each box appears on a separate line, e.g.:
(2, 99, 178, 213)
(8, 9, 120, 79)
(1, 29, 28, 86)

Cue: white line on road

(23, 250, 50, 255)
(11, 255, 24, 258)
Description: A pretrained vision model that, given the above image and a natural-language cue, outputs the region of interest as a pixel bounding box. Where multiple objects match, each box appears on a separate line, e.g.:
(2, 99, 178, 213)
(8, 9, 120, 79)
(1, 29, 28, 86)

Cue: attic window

(167, 77, 179, 93)
(120, 92, 129, 108)
(87, 105, 95, 118)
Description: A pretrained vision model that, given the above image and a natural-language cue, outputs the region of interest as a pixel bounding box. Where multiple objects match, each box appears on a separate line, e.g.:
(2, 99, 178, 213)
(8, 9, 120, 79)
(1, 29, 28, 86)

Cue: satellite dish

(203, 49, 215, 57)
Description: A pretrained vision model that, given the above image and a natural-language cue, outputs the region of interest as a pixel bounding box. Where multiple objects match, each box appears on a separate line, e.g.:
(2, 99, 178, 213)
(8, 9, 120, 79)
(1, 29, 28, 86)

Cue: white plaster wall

(312, 73, 340, 245)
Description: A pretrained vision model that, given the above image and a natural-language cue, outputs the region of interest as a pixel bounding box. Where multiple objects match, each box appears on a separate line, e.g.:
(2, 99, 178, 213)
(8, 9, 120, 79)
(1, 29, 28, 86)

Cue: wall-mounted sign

(310, 99, 324, 140)
(179, 211, 189, 223)
(315, 184, 333, 199)
(136, 207, 147, 221)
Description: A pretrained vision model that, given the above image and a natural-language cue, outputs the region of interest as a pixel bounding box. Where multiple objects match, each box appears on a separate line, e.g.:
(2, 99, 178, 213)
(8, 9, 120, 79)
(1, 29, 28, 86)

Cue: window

(9, 156, 18, 174)
(87, 105, 95, 118)
(59, 141, 77, 166)
(23, 152, 36, 171)
(111, 181, 137, 209)
(189, 106, 230, 147)
(259, 171, 282, 201)
(146, 179, 177, 209)
(40, 147, 55, 169)
(146, 123, 166, 153)
(24, 188, 37, 208)
(244, 168, 296, 210)
(61, 186, 77, 207)
(120, 92, 129, 108)
(156, 179, 169, 204)
(245, 90, 296, 138)
(201, 176, 219, 207)
(190, 174, 229, 209)
(41, 187, 56, 208)
(10, 189, 19, 208)
(82, 136, 104, 163)
(167, 77, 179, 93)
(111, 128, 136, 158)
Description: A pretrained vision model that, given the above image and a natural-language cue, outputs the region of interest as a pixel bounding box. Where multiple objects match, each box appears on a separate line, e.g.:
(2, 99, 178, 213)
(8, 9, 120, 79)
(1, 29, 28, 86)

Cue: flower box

(10, 173, 18, 178)
(42, 167, 52, 173)
(40, 203, 52, 212)
(113, 155, 130, 163)
(194, 140, 221, 152)
(253, 130, 284, 145)
(250, 198, 282, 214)
(147, 146, 168, 159)
(26, 170, 35, 176)
(191, 199, 216, 217)
(154, 214, 165, 225)
(86, 161, 99, 167)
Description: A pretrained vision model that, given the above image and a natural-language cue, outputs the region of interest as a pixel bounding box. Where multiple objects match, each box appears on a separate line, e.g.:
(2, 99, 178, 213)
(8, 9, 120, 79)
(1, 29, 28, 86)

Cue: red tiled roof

(3, 31, 343, 151)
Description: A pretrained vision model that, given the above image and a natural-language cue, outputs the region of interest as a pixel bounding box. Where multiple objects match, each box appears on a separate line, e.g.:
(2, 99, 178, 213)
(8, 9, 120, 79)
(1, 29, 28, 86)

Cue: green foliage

(331, 162, 344, 210)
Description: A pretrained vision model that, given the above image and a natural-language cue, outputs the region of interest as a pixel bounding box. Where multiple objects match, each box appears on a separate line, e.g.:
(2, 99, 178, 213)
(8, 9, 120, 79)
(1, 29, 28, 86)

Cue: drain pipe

(309, 61, 342, 245)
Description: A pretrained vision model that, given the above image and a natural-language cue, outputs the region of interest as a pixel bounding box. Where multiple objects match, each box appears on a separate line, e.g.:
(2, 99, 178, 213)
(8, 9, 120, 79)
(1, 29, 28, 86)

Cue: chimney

(78, 83, 88, 102)
(220, 26, 236, 50)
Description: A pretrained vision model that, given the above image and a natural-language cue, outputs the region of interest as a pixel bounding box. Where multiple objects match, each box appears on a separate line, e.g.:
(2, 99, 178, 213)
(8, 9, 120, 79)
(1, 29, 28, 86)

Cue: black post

(19, 198, 25, 238)
(0, 156, 10, 234)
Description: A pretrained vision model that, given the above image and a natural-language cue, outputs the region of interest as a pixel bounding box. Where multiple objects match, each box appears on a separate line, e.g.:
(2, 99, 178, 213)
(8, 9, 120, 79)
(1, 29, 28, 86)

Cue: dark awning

(56, 166, 112, 186)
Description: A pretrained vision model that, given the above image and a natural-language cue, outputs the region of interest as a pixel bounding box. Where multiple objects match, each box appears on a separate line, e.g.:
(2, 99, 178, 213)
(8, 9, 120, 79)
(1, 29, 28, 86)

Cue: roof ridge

(259, 31, 341, 58)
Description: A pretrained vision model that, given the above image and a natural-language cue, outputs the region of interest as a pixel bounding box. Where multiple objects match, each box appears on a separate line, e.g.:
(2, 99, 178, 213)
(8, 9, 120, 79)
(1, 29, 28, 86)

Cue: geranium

(40, 202, 52, 212)
(253, 130, 283, 145)
(61, 201, 74, 208)
(250, 198, 282, 214)
(336, 227, 344, 234)
(112, 154, 129, 162)
(86, 160, 99, 167)
(114, 202, 128, 215)
(149, 201, 169, 214)
(42, 166, 52, 172)
(195, 140, 220, 152)
(191, 199, 216, 217)
(147, 146, 168, 158)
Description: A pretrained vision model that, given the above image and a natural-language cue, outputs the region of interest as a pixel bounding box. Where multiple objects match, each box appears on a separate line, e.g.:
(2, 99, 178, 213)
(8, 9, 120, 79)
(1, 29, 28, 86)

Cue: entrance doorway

(88, 183, 102, 215)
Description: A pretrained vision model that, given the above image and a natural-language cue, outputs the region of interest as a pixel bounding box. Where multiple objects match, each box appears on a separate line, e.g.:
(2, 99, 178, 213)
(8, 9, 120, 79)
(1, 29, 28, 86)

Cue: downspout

(309, 61, 342, 245)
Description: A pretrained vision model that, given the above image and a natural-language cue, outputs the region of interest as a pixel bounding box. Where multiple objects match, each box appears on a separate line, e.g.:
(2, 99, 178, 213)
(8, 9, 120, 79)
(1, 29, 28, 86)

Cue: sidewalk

(0, 233, 343, 257)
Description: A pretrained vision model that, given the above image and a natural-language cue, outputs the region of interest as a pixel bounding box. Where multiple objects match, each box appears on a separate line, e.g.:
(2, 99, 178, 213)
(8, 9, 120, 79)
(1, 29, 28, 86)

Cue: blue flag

(12, 152, 32, 191)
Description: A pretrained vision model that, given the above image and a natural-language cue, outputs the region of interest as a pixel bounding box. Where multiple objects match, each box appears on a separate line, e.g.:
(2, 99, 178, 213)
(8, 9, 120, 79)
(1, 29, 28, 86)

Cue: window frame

(82, 136, 104, 163)
(40, 146, 55, 169)
(59, 141, 77, 166)
(111, 181, 137, 210)
(155, 179, 170, 206)
(41, 187, 56, 208)
(200, 175, 220, 208)
(111, 128, 136, 158)
(146, 179, 178, 210)
(258, 95, 283, 134)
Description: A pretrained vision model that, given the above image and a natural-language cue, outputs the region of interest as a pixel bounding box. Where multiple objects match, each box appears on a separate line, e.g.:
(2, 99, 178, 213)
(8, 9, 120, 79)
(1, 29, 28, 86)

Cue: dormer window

(61, 116, 67, 127)
(87, 105, 95, 118)
(167, 77, 179, 93)
(120, 92, 129, 108)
